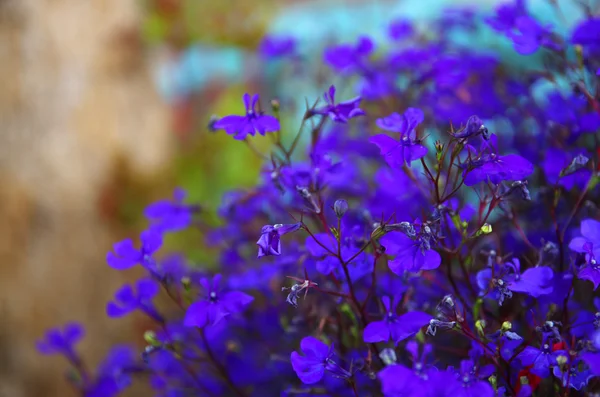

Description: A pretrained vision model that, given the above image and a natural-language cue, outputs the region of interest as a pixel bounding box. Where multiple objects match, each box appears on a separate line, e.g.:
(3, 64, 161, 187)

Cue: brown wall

(0, 1, 173, 395)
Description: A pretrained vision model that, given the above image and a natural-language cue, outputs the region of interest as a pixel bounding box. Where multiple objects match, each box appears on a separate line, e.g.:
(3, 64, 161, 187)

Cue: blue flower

(290, 337, 350, 384)
(256, 222, 302, 258)
(379, 228, 441, 275)
(310, 85, 365, 123)
(518, 343, 566, 377)
(144, 188, 197, 232)
(363, 296, 432, 345)
(184, 274, 254, 328)
(106, 229, 162, 270)
(36, 322, 84, 357)
(106, 278, 161, 321)
(370, 108, 428, 168)
(213, 93, 280, 140)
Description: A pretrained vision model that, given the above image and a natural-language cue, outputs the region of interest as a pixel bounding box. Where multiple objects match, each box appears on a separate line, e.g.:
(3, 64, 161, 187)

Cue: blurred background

(0, 0, 584, 395)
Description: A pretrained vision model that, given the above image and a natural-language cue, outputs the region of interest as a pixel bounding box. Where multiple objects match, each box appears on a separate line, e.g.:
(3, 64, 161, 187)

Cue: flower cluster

(38, 2, 600, 396)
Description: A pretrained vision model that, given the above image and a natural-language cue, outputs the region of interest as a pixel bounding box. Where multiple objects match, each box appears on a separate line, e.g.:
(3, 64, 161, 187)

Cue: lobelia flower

(143, 187, 198, 232)
(507, 16, 556, 55)
(106, 229, 162, 271)
(517, 341, 567, 377)
(259, 35, 296, 59)
(86, 346, 138, 397)
(369, 108, 428, 168)
(106, 278, 162, 322)
(463, 134, 534, 186)
(363, 295, 432, 345)
(571, 18, 600, 55)
(309, 85, 365, 123)
(256, 222, 302, 258)
(451, 115, 489, 140)
(569, 219, 600, 289)
(388, 19, 413, 41)
(477, 259, 553, 305)
(378, 227, 441, 275)
(552, 357, 593, 391)
(447, 359, 495, 397)
(378, 364, 420, 396)
(36, 322, 84, 358)
(290, 336, 351, 384)
(323, 36, 374, 73)
(184, 274, 253, 328)
(212, 93, 280, 140)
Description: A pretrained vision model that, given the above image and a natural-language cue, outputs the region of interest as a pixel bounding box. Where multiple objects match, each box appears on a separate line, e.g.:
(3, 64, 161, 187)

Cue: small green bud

(181, 276, 191, 291)
(488, 375, 497, 390)
(271, 98, 280, 112)
(480, 223, 492, 234)
(556, 355, 568, 366)
(501, 321, 512, 332)
(144, 330, 161, 347)
(475, 319, 486, 337)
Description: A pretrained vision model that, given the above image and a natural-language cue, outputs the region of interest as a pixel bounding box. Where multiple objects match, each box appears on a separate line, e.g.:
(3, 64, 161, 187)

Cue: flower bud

(271, 98, 280, 112)
(501, 321, 512, 332)
(333, 199, 348, 218)
(379, 348, 397, 366)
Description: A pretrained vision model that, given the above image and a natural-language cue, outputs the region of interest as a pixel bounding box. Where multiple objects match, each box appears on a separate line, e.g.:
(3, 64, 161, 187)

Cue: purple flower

(463, 135, 534, 186)
(323, 36, 373, 73)
(388, 19, 413, 41)
(379, 230, 441, 275)
(571, 18, 600, 55)
(569, 219, 600, 289)
(106, 229, 162, 270)
(479, 259, 553, 304)
(504, 259, 554, 297)
(310, 85, 365, 123)
(378, 364, 420, 396)
(290, 336, 350, 384)
(259, 35, 296, 59)
(144, 188, 197, 232)
(106, 278, 161, 321)
(184, 274, 253, 328)
(518, 343, 566, 377)
(370, 108, 428, 167)
(507, 16, 554, 55)
(256, 222, 302, 258)
(87, 346, 138, 397)
(447, 359, 495, 397)
(213, 93, 280, 140)
(363, 296, 432, 344)
(36, 322, 84, 357)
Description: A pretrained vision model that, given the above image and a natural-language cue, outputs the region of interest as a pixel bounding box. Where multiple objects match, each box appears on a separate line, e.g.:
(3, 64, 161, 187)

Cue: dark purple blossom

(569, 219, 600, 289)
(363, 295, 432, 344)
(106, 229, 162, 270)
(309, 85, 365, 123)
(184, 274, 253, 328)
(290, 336, 350, 384)
(518, 343, 566, 377)
(144, 187, 197, 232)
(213, 93, 280, 140)
(388, 19, 413, 41)
(323, 36, 373, 73)
(106, 278, 161, 321)
(379, 229, 441, 275)
(36, 322, 84, 357)
(259, 35, 296, 59)
(463, 135, 534, 186)
(256, 222, 301, 258)
(370, 108, 428, 167)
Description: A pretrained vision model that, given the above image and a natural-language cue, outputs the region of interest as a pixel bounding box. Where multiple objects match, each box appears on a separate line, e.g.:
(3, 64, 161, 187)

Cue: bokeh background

(0, 0, 585, 395)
